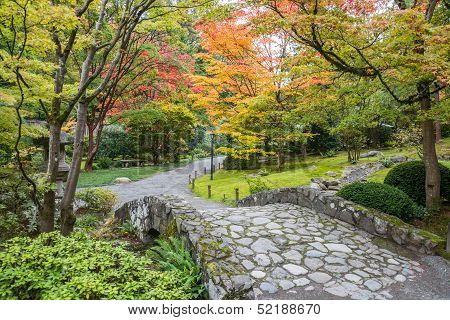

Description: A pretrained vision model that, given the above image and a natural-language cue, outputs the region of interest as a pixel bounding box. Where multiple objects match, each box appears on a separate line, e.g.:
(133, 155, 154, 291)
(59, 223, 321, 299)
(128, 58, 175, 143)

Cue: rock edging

(237, 187, 443, 255)
(115, 194, 254, 300)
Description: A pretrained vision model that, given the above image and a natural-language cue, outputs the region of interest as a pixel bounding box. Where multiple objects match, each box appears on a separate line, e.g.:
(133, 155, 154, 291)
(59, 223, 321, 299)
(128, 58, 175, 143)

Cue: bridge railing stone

(115, 194, 254, 300)
(237, 187, 443, 255)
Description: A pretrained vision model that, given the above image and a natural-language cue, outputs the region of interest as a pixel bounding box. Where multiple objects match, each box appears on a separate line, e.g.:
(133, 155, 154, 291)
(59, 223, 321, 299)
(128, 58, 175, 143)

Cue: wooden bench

(120, 159, 146, 168)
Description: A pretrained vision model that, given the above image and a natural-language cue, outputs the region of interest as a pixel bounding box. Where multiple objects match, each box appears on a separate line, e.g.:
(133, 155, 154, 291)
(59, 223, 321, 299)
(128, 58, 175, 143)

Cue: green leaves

(0, 232, 198, 300)
(147, 237, 206, 299)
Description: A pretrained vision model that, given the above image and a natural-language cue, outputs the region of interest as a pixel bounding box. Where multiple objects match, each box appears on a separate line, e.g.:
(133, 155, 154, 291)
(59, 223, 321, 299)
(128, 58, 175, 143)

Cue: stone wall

(115, 195, 254, 300)
(237, 187, 443, 255)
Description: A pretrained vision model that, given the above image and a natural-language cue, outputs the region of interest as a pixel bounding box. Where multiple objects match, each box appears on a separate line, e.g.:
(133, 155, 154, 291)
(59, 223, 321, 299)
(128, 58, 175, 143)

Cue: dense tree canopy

(0, 0, 448, 239)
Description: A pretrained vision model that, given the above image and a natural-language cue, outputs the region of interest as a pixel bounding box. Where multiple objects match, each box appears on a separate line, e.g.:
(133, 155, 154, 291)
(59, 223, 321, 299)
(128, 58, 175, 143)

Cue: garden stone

(251, 238, 279, 253)
(283, 264, 308, 275)
(254, 254, 271, 266)
(345, 274, 362, 283)
(325, 171, 337, 177)
(293, 278, 310, 286)
(114, 177, 132, 184)
(308, 272, 332, 284)
(364, 279, 382, 291)
(273, 267, 290, 278)
(260, 282, 278, 294)
(324, 284, 349, 297)
(242, 260, 255, 270)
(304, 258, 324, 270)
(360, 150, 383, 158)
(324, 243, 352, 253)
(279, 280, 295, 290)
(394, 275, 406, 282)
(251, 271, 266, 279)
(306, 250, 326, 258)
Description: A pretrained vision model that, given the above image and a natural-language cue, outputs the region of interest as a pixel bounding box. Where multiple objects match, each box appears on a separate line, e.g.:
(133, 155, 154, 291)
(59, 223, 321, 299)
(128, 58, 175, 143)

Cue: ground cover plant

(0, 232, 204, 300)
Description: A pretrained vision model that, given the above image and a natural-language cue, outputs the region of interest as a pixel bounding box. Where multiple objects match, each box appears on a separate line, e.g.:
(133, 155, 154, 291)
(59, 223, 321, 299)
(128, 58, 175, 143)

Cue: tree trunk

(84, 124, 96, 171)
(301, 143, 307, 159)
(39, 122, 61, 232)
(435, 122, 442, 143)
(60, 100, 88, 235)
(277, 151, 285, 170)
(419, 82, 441, 211)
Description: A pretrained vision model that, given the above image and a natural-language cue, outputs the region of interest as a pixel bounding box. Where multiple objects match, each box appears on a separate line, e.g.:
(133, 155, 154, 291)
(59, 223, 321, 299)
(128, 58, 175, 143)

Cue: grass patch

(193, 152, 382, 205)
(78, 159, 191, 188)
(193, 138, 450, 205)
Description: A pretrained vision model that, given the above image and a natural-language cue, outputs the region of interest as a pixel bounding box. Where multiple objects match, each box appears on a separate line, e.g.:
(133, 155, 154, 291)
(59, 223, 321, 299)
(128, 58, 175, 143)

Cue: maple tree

(84, 32, 195, 171)
(239, 0, 449, 209)
(193, 14, 309, 168)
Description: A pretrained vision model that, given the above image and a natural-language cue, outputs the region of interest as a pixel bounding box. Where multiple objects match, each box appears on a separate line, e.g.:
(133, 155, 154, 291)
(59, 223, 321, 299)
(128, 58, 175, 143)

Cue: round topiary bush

(336, 182, 424, 222)
(384, 161, 450, 206)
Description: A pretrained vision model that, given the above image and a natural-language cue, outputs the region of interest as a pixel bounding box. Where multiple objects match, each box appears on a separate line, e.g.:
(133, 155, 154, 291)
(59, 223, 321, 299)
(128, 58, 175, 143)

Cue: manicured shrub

(0, 232, 199, 299)
(384, 161, 450, 205)
(75, 188, 117, 215)
(246, 175, 271, 194)
(96, 156, 114, 169)
(336, 182, 424, 222)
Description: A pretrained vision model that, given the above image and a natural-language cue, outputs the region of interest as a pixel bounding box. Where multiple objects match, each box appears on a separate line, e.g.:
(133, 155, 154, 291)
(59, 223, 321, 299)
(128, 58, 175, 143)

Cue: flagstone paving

(198, 203, 449, 300)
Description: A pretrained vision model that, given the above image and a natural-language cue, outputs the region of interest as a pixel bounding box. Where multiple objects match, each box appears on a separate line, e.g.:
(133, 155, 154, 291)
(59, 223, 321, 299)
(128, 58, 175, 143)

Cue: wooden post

(208, 185, 211, 198)
(188, 174, 191, 184)
(218, 163, 220, 170)
(223, 194, 226, 202)
(194, 170, 197, 179)
(235, 187, 239, 203)
(191, 178, 195, 190)
(204, 167, 206, 174)
(213, 164, 216, 172)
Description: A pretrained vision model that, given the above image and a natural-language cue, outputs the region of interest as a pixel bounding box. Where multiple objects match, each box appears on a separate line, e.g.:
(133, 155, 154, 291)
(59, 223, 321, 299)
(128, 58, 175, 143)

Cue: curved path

(103, 157, 226, 210)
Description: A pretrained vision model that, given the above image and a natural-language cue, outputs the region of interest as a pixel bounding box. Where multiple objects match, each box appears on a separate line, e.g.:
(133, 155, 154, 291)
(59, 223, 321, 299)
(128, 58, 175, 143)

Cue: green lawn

(77, 159, 191, 188)
(193, 138, 450, 205)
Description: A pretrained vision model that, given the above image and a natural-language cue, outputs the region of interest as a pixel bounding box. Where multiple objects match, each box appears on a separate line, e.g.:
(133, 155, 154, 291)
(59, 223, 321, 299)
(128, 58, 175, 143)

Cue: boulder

(389, 155, 407, 163)
(311, 177, 324, 184)
(310, 182, 321, 190)
(324, 180, 340, 187)
(325, 171, 337, 177)
(308, 165, 317, 171)
(114, 177, 132, 184)
(360, 150, 384, 158)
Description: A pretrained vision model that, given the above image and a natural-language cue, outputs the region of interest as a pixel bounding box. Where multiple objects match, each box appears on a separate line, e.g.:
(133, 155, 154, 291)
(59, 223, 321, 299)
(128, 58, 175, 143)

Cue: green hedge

(384, 161, 450, 205)
(337, 182, 424, 222)
(223, 154, 261, 170)
(0, 232, 199, 300)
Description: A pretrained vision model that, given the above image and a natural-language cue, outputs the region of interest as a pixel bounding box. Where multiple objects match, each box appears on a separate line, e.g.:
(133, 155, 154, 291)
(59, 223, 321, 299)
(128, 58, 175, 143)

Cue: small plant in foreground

(147, 237, 206, 299)
(0, 232, 198, 299)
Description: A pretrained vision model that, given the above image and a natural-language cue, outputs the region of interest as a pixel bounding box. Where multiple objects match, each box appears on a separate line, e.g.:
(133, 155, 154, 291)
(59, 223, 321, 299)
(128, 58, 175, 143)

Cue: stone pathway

(102, 157, 226, 210)
(198, 204, 449, 300)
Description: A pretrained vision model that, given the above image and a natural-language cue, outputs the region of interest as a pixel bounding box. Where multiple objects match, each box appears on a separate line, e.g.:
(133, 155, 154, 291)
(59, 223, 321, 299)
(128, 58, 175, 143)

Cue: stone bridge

(115, 187, 448, 300)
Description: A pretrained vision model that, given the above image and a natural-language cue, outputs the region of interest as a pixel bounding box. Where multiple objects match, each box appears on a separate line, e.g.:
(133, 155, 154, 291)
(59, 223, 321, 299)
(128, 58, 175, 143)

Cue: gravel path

(102, 157, 226, 210)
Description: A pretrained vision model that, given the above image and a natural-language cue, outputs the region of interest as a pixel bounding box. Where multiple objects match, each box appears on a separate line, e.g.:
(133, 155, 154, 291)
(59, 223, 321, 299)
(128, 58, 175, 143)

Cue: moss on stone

(417, 229, 445, 244)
